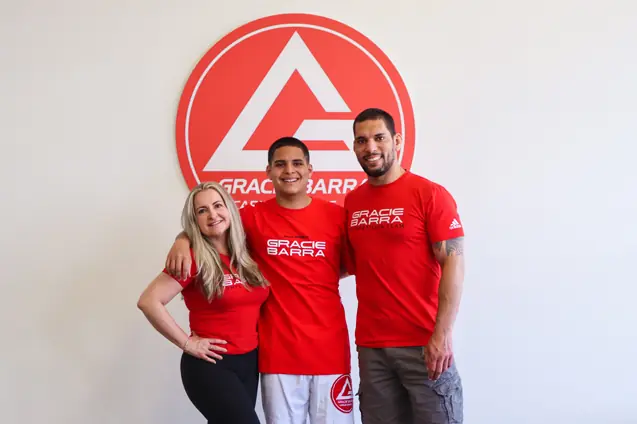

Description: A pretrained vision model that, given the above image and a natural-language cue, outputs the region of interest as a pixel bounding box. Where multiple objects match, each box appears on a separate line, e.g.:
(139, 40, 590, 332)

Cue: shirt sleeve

(239, 203, 257, 251)
(425, 184, 465, 243)
(240, 203, 256, 233)
(162, 249, 198, 288)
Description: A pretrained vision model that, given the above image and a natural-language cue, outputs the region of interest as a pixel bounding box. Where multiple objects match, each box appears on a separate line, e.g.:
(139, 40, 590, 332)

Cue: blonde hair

(181, 181, 268, 301)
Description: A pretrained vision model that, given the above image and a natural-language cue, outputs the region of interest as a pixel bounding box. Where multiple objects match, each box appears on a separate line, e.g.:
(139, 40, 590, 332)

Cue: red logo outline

(175, 13, 415, 207)
(330, 374, 354, 414)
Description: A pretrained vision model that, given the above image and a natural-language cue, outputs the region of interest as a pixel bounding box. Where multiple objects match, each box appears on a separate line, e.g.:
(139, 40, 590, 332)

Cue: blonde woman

(137, 182, 269, 424)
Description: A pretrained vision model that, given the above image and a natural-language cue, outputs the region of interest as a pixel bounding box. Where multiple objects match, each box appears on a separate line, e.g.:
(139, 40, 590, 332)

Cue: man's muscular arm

(432, 237, 465, 336)
(425, 236, 465, 380)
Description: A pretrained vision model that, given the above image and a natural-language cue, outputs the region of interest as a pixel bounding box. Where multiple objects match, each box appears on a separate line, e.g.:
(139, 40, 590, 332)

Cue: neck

(209, 234, 229, 256)
(367, 165, 405, 186)
(275, 192, 312, 210)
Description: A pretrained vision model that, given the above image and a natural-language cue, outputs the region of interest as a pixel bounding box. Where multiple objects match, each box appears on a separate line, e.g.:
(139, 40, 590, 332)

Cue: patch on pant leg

(330, 374, 354, 413)
(432, 375, 463, 424)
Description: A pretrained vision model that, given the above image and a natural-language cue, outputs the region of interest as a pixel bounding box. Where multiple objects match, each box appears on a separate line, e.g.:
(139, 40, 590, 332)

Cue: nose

(283, 162, 295, 174)
(363, 140, 378, 154)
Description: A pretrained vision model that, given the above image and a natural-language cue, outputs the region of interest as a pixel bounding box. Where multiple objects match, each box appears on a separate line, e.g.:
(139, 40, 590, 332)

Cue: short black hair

(353, 108, 396, 136)
(267, 137, 310, 165)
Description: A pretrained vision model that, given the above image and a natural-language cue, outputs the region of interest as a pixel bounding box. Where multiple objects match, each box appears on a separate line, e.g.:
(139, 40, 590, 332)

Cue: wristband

(182, 337, 191, 352)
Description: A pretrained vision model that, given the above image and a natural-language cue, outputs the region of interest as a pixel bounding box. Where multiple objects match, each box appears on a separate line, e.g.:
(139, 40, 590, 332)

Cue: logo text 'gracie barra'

(219, 178, 364, 195)
(267, 239, 327, 257)
(350, 208, 405, 229)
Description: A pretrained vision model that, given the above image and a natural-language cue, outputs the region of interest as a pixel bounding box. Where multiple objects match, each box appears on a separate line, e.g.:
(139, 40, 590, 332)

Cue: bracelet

(182, 337, 191, 352)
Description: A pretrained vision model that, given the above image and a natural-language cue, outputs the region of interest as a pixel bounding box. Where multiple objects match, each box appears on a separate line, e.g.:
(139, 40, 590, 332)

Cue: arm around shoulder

(165, 231, 193, 280)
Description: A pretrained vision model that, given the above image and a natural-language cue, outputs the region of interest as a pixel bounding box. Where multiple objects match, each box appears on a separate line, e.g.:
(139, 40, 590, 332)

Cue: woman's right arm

(137, 272, 227, 363)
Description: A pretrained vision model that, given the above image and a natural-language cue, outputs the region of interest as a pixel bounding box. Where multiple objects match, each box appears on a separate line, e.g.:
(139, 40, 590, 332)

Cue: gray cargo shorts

(357, 346, 463, 424)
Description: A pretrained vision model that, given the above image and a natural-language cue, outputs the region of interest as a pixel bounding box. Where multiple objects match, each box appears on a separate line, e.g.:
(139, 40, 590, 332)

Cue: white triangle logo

(449, 219, 462, 230)
(203, 32, 361, 172)
(336, 378, 353, 400)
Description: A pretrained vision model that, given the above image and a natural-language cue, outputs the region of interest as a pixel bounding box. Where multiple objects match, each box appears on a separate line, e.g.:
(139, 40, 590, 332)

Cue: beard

(359, 151, 395, 177)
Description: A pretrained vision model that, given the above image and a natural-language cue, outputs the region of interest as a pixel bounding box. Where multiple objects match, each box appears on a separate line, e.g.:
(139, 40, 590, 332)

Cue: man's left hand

(424, 331, 453, 380)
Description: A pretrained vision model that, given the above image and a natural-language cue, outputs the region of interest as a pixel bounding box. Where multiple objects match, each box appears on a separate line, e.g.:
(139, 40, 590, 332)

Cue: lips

(208, 220, 223, 227)
(364, 154, 382, 164)
(281, 178, 299, 183)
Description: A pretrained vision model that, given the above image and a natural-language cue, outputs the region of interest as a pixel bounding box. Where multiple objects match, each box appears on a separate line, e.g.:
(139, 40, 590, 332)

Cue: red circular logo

(175, 13, 415, 207)
(330, 374, 354, 413)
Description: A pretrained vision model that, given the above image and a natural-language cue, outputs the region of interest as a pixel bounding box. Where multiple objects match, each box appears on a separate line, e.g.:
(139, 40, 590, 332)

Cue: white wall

(1, 0, 636, 423)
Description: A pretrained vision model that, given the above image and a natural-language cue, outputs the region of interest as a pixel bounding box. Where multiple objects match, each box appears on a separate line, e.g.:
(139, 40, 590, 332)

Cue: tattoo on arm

(434, 237, 464, 258)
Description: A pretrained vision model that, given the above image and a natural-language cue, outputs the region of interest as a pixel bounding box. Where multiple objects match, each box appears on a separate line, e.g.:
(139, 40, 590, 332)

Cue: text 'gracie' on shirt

(349, 208, 405, 229)
(266, 239, 327, 257)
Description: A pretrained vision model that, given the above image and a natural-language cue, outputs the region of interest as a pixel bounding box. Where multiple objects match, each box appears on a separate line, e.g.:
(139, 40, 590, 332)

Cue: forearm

(434, 259, 464, 336)
(138, 300, 189, 350)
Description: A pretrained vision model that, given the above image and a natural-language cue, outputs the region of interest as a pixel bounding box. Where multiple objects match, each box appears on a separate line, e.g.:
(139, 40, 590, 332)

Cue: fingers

(426, 354, 446, 380)
(444, 355, 453, 371)
(192, 347, 219, 363)
(427, 359, 437, 380)
(206, 350, 223, 361)
(207, 339, 228, 352)
(165, 257, 172, 273)
(433, 358, 444, 380)
(185, 338, 228, 363)
(181, 257, 191, 280)
(204, 339, 227, 360)
(167, 258, 176, 277)
(206, 343, 225, 359)
(201, 353, 216, 363)
(179, 260, 186, 280)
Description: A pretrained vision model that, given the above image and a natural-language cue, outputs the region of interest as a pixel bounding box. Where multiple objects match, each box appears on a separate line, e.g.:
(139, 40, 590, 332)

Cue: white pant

(261, 373, 355, 424)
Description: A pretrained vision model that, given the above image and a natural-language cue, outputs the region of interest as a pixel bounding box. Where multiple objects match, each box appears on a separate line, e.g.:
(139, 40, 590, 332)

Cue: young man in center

(345, 108, 466, 424)
(165, 137, 354, 424)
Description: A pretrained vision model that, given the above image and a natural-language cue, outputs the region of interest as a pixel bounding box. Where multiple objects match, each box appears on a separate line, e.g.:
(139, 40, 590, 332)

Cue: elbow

(137, 294, 151, 312)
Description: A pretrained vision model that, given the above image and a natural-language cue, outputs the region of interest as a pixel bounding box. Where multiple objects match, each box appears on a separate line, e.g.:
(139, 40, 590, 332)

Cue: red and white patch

(175, 13, 415, 207)
(330, 374, 354, 413)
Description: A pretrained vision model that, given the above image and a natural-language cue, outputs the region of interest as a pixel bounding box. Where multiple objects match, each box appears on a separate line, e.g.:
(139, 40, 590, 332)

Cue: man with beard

(165, 137, 354, 424)
(344, 108, 466, 424)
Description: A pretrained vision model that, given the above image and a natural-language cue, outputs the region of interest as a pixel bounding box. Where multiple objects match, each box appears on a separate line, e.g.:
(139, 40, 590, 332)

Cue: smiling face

(193, 188, 231, 239)
(266, 145, 313, 197)
(353, 118, 402, 178)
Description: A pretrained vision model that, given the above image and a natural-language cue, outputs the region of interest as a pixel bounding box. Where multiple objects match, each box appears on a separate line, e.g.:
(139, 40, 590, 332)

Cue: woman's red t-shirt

(164, 251, 269, 354)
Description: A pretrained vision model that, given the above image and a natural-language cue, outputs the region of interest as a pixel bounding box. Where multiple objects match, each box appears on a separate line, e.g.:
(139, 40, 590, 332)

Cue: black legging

(180, 348, 260, 424)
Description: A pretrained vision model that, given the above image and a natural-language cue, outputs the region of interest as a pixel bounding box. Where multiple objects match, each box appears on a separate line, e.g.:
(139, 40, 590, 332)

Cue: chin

(276, 185, 304, 196)
(359, 161, 379, 174)
(204, 225, 229, 238)
(363, 167, 388, 178)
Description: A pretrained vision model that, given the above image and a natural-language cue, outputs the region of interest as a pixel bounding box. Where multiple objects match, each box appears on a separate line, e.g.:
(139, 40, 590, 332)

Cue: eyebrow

(274, 159, 304, 164)
(196, 202, 222, 209)
(356, 133, 386, 140)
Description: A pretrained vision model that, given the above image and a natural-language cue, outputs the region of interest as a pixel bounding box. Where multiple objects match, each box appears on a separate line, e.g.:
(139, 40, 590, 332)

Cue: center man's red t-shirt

(164, 251, 270, 355)
(344, 171, 465, 348)
(240, 198, 351, 375)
